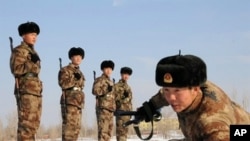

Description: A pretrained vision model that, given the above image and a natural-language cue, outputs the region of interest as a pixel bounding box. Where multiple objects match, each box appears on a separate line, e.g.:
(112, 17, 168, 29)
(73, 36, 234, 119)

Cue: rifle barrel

(114, 110, 138, 116)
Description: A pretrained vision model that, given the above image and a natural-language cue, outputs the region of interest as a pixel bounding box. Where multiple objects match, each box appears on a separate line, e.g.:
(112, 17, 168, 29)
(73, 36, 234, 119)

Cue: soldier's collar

(102, 73, 110, 79)
(69, 63, 79, 69)
(21, 41, 34, 49)
(119, 79, 127, 83)
(178, 90, 203, 115)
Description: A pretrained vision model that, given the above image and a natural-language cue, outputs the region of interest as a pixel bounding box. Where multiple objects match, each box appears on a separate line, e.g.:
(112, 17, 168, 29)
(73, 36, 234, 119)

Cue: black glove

(136, 101, 159, 122)
(29, 53, 40, 63)
(123, 91, 129, 98)
(74, 73, 81, 80)
(107, 85, 113, 92)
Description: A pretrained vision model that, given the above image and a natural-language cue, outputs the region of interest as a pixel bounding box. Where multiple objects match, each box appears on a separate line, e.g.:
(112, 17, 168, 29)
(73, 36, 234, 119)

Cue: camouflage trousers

(17, 94, 42, 141)
(116, 115, 131, 141)
(96, 108, 114, 141)
(61, 104, 82, 141)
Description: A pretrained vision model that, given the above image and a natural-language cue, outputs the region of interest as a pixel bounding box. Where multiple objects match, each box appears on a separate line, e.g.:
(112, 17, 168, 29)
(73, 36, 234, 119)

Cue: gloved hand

(29, 53, 40, 63)
(136, 101, 160, 122)
(74, 73, 81, 80)
(123, 91, 129, 98)
(107, 85, 113, 92)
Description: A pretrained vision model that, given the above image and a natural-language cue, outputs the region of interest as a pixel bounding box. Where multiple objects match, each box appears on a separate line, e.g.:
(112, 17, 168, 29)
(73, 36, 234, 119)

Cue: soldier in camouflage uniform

(114, 67, 133, 141)
(10, 21, 42, 141)
(58, 47, 85, 141)
(92, 60, 115, 141)
(137, 54, 250, 141)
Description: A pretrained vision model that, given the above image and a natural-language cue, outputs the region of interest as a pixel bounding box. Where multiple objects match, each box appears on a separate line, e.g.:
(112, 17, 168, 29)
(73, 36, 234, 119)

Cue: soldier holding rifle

(58, 47, 85, 141)
(92, 60, 115, 141)
(10, 21, 42, 141)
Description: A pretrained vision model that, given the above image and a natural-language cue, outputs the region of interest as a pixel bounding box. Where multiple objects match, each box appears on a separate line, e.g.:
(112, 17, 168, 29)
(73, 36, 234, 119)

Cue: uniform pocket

(65, 91, 84, 108)
(19, 77, 42, 96)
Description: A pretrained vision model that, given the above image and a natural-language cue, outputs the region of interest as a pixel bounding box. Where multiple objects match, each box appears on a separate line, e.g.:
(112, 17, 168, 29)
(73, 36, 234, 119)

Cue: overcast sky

(0, 0, 250, 127)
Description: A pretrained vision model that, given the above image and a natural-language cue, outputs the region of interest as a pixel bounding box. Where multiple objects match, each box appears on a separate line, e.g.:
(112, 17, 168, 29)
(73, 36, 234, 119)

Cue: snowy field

(37, 134, 184, 141)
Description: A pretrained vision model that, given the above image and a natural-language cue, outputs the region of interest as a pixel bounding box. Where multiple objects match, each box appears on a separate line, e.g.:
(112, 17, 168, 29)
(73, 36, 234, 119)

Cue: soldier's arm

(11, 49, 37, 76)
(58, 68, 75, 89)
(128, 87, 133, 111)
(128, 87, 132, 100)
(113, 84, 120, 101)
(149, 88, 169, 109)
(92, 78, 108, 96)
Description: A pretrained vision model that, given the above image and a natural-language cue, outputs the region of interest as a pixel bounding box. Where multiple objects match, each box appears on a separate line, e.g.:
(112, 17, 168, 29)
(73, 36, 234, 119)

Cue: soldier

(92, 60, 115, 141)
(10, 21, 42, 140)
(58, 47, 85, 141)
(136, 54, 250, 141)
(114, 67, 133, 141)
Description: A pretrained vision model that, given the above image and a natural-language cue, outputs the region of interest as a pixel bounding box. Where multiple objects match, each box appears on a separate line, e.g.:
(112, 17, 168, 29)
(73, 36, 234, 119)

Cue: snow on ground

(38, 134, 184, 141)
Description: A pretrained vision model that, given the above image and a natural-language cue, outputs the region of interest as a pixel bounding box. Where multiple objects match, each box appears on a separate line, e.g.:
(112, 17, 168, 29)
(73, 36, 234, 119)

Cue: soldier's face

(163, 86, 198, 113)
(103, 68, 113, 77)
(121, 73, 130, 81)
(71, 55, 82, 66)
(22, 33, 37, 46)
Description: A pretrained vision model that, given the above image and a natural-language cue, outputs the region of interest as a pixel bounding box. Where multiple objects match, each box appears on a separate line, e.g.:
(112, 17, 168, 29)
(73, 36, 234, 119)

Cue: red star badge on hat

(164, 73, 173, 83)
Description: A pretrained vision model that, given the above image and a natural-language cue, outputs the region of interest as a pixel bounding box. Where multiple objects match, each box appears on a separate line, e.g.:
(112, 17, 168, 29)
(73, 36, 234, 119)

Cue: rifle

(114, 110, 161, 126)
(9, 37, 21, 110)
(114, 108, 162, 140)
(59, 58, 67, 116)
(93, 70, 96, 80)
(59, 58, 62, 69)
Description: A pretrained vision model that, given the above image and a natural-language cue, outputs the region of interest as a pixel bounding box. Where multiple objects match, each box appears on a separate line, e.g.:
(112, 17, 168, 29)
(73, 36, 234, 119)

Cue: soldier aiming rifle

(116, 53, 250, 141)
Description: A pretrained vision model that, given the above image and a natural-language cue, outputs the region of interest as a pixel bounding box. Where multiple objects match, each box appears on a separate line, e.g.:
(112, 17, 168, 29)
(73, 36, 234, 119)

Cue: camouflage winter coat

(150, 81, 250, 141)
(114, 79, 133, 111)
(58, 63, 85, 108)
(10, 42, 42, 96)
(92, 74, 115, 111)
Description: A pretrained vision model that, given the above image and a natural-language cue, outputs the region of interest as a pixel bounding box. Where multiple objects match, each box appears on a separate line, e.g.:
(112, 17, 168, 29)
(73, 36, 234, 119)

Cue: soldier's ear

(192, 86, 200, 94)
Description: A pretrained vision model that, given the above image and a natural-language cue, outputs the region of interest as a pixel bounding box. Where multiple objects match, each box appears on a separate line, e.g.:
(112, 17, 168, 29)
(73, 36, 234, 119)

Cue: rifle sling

(133, 120, 154, 140)
(133, 102, 155, 140)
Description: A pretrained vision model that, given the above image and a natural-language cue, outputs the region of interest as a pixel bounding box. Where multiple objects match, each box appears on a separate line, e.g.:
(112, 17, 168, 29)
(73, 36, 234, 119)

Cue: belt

(96, 93, 113, 99)
(23, 73, 38, 77)
(67, 87, 82, 91)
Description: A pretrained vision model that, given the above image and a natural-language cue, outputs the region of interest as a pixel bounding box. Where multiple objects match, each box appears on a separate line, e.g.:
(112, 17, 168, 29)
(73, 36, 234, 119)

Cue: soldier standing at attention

(10, 21, 42, 141)
(92, 60, 115, 141)
(58, 47, 85, 141)
(114, 67, 133, 141)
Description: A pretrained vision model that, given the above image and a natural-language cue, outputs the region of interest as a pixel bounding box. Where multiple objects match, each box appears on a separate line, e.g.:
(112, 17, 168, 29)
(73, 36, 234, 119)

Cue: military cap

(155, 54, 207, 87)
(68, 47, 85, 59)
(120, 67, 133, 75)
(18, 21, 40, 36)
(101, 60, 115, 70)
